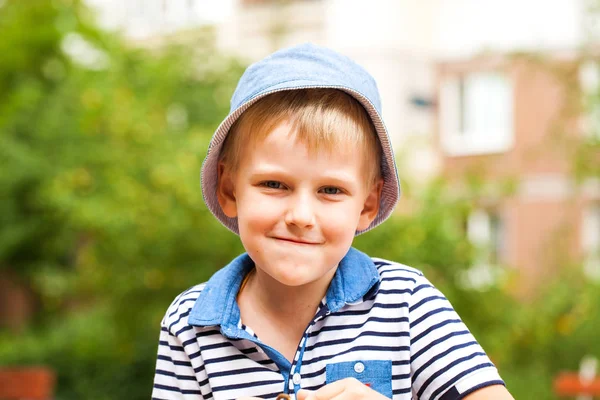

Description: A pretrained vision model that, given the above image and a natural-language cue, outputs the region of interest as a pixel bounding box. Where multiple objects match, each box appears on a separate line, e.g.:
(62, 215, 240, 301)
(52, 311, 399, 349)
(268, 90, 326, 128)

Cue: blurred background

(0, 0, 599, 398)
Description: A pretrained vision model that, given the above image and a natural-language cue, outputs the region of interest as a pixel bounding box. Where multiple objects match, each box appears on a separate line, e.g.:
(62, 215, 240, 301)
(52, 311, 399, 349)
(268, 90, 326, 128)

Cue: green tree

(0, 1, 245, 397)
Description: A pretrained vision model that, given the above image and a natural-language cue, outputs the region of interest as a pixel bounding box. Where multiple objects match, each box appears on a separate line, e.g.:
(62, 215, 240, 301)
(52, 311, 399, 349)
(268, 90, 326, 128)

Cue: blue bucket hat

(201, 43, 401, 235)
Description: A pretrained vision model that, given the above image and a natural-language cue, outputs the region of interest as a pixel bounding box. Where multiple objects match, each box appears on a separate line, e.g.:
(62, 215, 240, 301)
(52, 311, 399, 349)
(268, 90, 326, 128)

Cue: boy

(152, 43, 513, 400)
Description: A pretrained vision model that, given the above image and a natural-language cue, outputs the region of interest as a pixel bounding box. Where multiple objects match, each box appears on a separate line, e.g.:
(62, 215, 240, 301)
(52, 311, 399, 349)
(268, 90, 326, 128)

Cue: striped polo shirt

(152, 247, 504, 400)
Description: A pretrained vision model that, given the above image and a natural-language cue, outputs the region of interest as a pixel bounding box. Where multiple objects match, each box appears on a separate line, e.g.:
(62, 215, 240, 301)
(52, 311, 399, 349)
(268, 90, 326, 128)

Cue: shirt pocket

(325, 360, 392, 398)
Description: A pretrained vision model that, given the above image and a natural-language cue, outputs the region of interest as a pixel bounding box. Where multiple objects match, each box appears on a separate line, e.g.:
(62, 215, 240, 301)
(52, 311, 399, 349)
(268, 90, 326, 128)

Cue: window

(578, 61, 600, 140)
(582, 204, 600, 280)
(164, 0, 192, 28)
(460, 209, 506, 290)
(440, 72, 514, 156)
(467, 209, 506, 265)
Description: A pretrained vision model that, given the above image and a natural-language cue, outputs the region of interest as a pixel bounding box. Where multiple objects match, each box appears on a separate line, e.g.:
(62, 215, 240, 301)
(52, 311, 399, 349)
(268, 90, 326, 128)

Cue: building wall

(437, 57, 576, 178)
(436, 56, 598, 293)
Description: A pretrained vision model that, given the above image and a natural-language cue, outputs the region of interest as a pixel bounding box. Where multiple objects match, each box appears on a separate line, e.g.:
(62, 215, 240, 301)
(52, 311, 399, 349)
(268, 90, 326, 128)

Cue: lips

(273, 237, 321, 245)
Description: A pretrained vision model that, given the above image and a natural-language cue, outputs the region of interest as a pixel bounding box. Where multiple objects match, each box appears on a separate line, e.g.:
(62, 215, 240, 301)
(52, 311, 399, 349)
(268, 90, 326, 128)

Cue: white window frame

(440, 71, 514, 156)
(467, 209, 506, 266)
(460, 208, 506, 290)
(582, 204, 600, 280)
(578, 61, 600, 141)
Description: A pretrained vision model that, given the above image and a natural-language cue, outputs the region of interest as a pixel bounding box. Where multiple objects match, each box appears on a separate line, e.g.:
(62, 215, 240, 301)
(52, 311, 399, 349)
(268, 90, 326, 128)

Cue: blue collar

(188, 247, 380, 329)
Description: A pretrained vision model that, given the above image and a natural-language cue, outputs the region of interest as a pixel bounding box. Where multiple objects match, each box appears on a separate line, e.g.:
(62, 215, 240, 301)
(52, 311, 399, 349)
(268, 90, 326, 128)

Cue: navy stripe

(174, 324, 193, 336)
(302, 345, 410, 366)
(308, 315, 409, 337)
(392, 387, 412, 395)
(413, 341, 479, 382)
(154, 369, 197, 381)
(373, 261, 392, 266)
(305, 330, 410, 352)
(169, 310, 191, 331)
(377, 288, 413, 295)
(329, 302, 409, 318)
(196, 329, 221, 337)
(182, 337, 197, 347)
(157, 354, 192, 368)
(200, 341, 233, 352)
(412, 330, 470, 362)
(300, 366, 326, 379)
(159, 340, 184, 352)
(302, 383, 326, 391)
(379, 267, 422, 276)
(430, 363, 495, 400)
(208, 366, 275, 379)
(169, 298, 198, 318)
(412, 319, 462, 344)
(241, 347, 259, 355)
(409, 295, 447, 313)
(202, 353, 249, 365)
(212, 379, 282, 392)
(411, 307, 455, 328)
(417, 354, 488, 398)
(381, 276, 416, 284)
(454, 380, 505, 399)
(187, 349, 202, 360)
(412, 283, 434, 293)
(259, 391, 285, 399)
(153, 383, 202, 395)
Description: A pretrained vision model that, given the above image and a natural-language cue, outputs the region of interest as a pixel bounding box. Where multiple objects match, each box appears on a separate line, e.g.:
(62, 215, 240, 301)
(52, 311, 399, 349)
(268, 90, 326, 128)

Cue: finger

(302, 379, 348, 400)
(297, 389, 314, 400)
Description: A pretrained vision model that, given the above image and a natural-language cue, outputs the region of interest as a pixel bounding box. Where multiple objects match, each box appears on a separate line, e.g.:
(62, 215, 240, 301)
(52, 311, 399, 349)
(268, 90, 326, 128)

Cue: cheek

(237, 193, 282, 229)
(319, 204, 362, 238)
(325, 200, 363, 222)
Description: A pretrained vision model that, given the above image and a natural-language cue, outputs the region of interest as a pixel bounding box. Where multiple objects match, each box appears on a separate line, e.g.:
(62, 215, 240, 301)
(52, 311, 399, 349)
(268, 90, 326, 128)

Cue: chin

(270, 268, 316, 287)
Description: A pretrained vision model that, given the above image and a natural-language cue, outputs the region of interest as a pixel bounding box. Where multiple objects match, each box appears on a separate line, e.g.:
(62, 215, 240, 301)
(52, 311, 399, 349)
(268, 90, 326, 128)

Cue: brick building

(436, 55, 600, 293)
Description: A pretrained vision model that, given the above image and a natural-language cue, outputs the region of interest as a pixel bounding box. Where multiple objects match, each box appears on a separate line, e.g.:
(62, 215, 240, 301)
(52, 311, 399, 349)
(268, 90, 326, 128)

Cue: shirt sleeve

(152, 320, 205, 400)
(408, 274, 505, 400)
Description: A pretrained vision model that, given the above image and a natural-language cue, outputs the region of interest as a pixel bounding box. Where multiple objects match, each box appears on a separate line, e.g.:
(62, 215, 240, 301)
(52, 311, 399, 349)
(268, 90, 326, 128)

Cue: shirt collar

(188, 247, 380, 329)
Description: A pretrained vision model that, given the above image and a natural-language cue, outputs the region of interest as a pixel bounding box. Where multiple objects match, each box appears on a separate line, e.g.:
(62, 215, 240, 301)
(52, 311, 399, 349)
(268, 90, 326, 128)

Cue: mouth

(273, 237, 322, 245)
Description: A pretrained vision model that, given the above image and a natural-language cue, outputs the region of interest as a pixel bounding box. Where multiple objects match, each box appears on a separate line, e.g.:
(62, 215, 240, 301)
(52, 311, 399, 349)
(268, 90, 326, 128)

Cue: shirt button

(292, 373, 301, 385)
(354, 362, 365, 373)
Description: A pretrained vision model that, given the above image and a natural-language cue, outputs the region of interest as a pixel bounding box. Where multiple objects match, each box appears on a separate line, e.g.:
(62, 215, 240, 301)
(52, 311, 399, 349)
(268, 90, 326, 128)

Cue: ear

(217, 162, 238, 218)
(357, 179, 383, 231)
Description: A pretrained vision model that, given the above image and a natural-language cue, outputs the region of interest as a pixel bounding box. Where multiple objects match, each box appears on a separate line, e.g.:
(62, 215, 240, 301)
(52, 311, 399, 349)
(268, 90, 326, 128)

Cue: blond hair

(218, 88, 382, 188)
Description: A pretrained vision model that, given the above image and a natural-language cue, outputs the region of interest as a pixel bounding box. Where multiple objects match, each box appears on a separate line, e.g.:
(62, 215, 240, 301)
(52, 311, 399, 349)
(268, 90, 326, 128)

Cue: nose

(284, 191, 316, 228)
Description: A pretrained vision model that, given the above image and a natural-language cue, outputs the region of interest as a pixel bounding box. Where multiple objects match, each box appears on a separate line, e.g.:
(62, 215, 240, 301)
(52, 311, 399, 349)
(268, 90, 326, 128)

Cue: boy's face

(218, 122, 382, 289)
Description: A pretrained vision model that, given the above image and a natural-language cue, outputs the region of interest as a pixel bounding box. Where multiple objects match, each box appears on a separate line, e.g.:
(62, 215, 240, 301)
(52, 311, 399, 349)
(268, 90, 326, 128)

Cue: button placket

(289, 334, 308, 395)
(288, 304, 329, 396)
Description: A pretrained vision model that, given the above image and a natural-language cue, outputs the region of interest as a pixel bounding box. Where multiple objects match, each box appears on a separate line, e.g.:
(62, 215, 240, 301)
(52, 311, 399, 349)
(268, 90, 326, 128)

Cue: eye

(262, 181, 283, 189)
(321, 186, 342, 195)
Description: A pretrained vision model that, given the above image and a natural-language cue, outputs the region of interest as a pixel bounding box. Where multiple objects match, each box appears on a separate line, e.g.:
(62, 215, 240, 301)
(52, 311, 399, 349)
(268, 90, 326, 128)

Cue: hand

(297, 378, 389, 400)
